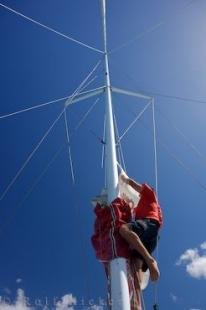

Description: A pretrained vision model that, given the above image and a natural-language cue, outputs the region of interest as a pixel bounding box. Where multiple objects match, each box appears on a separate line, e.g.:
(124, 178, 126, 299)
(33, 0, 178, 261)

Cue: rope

(64, 110, 75, 184)
(0, 2, 103, 54)
(118, 101, 152, 143)
(109, 0, 196, 55)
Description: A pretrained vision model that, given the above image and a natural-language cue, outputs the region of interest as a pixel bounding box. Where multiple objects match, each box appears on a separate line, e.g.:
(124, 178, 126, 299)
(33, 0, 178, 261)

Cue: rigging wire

(0, 143, 65, 238)
(0, 59, 102, 201)
(0, 75, 98, 121)
(139, 120, 206, 193)
(109, 60, 206, 169)
(110, 22, 163, 55)
(113, 111, 127, 173)
(65, 59, 102, 107)
(144, 90, 206, 106)
(79, 75, 98, 93)
(109, 0, 196, 55)
(69, 98, 104, 145)
(156, 106, 206, 166)
(0, 96, 68, 120)
(64, 110, 75, 184)
(109, 57, 206, 106)
(71, 186, 93, 303)
(0, 107, 65, 201)
(73, 98, 99, 132)
(0, 2, 103, 54)
(117, 101, 152, 143)
(63, 99, 103, 301)
(115, 94, 206, 193)
(152, 99, 159, 198)
(0, 146, 92, 306)
(151, 98, 159, 308)
(0, 74, 100, 122)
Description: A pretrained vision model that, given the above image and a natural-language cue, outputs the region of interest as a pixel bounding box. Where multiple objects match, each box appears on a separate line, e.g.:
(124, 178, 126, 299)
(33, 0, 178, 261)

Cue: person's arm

(120, 174, 143, 193)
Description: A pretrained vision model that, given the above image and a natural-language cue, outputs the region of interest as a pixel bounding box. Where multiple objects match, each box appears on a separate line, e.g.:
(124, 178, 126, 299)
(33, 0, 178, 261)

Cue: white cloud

(186, 256, 206, 279)
(200, 242, 206, 250)
(15, 279, 22, 284)
(55, 294, 76, 310)
(176, 248, 199, 266)
(0, 289, 32, 310)
(177, 242, 206, 279)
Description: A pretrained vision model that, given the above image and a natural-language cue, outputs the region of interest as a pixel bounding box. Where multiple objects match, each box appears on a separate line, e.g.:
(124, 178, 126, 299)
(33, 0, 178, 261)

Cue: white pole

(100, 1, 131, 309)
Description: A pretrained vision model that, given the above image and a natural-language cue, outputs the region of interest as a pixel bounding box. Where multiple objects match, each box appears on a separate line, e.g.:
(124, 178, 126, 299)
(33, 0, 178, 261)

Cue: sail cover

(91, 171, 140, 261)
(91, 197, 131, 261)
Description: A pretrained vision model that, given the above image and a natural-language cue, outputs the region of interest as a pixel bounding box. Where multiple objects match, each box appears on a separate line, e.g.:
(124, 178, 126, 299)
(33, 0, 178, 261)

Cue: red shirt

(134, 183, 163, 226)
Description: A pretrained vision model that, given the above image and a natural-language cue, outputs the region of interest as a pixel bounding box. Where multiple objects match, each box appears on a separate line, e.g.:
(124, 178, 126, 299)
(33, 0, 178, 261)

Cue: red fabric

(135, 183, 163, 226)
(91, 197, 131, 261)
(91, 185, 163, 262)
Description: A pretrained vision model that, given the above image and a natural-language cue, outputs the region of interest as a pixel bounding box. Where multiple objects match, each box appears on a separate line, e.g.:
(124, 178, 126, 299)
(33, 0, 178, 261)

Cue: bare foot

(147, 258, 160, 281)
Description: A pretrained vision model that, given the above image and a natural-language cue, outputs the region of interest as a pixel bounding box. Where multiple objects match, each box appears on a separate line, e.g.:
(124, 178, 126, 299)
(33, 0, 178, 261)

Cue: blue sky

(0, 0, 206, 309)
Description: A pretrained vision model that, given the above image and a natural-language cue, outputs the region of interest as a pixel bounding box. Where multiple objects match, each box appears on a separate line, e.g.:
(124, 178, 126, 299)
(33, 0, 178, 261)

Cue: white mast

(100, 1, 131, 309)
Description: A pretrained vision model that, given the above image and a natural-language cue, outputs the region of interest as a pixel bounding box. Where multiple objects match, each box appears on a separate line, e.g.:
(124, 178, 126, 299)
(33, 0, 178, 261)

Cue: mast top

(100, 0, 108, 54)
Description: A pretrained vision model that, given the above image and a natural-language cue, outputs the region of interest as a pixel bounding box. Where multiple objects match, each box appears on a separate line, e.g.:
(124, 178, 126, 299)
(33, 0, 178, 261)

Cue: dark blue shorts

(130, 219, 159, 271)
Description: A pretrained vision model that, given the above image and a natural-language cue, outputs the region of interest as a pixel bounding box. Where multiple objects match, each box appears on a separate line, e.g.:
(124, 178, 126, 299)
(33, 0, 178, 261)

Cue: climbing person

(119, 174, 163, 309)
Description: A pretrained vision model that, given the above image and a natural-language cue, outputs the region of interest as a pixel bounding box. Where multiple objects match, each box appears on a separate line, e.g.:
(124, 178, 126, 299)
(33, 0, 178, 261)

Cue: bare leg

(119, 224, 160, 281)
(130, 257, 143, 310)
